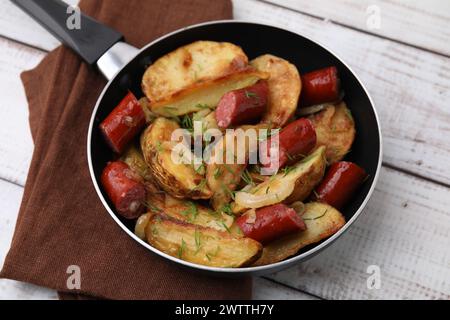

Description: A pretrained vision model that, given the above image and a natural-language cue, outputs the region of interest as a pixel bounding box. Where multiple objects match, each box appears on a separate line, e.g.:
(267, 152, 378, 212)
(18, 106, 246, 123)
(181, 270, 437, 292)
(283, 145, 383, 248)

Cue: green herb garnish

(143, 201, 162, 213)
(218, 221, 231, 233)
(178, 239, 187, 259)
(222, 183, 235, 200)
(245, 90, 258, 99)
(220, 203, 233, 216)
(213, 167, 222, 179)
(281, 166, 295, 177)
(155, 141, 163, 153)
(195, 103, 210, 109)
(181, 114, 194, 132)
(241, 169, 254, 185)
(181, 201, 198, 221)
(303, 209, 328, 221)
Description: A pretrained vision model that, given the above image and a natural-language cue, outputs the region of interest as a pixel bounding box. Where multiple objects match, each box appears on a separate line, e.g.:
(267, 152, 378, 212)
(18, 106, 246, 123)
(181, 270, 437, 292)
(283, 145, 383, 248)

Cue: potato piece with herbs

(148, 69, 268, 117)
(121, 144, 152, 181)
(146, 214, 262, 267)
(308, 102, 355, 164)
(232, 146, 327, 213)
(141, 117, 212, 199)
(142, 40, 269, 116)
(253, 202, 345, 266)
(160, 194, 234, 231)
(206, 124, 266, 211)
(251, 54, 301, 127)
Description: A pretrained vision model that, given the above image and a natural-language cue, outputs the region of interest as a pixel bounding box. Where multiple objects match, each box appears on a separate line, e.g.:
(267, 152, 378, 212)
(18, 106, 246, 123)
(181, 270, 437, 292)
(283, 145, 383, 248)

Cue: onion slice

(235, 181, 295, 209)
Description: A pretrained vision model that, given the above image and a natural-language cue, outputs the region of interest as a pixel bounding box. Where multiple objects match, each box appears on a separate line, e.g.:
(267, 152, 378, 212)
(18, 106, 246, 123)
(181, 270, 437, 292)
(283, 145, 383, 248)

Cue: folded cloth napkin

(1, 0, 253, 300)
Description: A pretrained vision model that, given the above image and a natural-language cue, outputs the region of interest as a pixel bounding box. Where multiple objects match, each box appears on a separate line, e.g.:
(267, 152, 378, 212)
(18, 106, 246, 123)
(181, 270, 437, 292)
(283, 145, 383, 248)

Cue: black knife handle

(11, 0, 123, 65)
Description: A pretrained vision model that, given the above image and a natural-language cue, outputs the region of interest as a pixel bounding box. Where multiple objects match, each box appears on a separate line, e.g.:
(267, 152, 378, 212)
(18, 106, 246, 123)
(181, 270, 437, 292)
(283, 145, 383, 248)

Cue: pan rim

(87, 19, 383, 275)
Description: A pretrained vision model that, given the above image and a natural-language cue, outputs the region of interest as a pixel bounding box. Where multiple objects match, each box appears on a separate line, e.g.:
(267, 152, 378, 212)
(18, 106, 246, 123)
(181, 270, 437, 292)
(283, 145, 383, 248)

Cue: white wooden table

(1, 0, 449, 300)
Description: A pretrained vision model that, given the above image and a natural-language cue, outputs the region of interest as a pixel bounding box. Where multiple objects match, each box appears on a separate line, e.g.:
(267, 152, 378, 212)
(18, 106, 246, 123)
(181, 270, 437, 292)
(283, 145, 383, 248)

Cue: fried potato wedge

(251, 54, 301, 127)
(146, 214, 262, 267)
(206, 124, 268, 211)
(308, 102, 355, 164)
(121, 144, 152, 181)
(141, 117, 212, 199)
(233, 146, 327, 213)
(143, 41, 248, 103)
(147, 68, 268, 117)
(253, 202, 345, 266)
(164, 196, 235, 232)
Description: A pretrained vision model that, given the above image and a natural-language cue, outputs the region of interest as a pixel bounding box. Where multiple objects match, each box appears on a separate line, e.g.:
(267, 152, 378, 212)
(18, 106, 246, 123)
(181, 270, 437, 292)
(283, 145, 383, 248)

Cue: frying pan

(13, 0, 382, 276)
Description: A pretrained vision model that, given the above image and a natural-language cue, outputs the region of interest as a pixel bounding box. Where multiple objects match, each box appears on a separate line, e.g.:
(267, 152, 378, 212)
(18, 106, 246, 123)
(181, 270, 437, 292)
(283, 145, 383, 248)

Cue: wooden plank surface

(266, 166, 450, 300)
(265, 0, 450, 56)
(0, 37, 44, 186)
(0, 0, 78, 51)
(0, 0, 449, 300)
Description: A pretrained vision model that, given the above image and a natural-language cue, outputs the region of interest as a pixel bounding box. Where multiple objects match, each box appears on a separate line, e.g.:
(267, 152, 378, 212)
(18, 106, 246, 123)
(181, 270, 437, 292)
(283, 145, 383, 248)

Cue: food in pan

(99, 41, 368, 268)
(251, 54, 301, 127)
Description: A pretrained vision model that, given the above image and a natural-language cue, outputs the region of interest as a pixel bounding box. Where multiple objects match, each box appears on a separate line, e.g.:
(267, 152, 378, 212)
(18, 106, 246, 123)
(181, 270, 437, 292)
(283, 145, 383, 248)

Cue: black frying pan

(13, 0, 382, 276)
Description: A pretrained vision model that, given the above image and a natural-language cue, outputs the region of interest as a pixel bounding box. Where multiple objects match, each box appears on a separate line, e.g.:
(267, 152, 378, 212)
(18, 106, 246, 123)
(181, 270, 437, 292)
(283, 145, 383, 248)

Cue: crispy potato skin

(251, 54, 301, 127)
(142, 41, 248, 104)
(147, 69, 268, 116)
(145, 191, 234, 233)
(308, 102, 355, 164)
(140, 117, 212, 199)
(252, 202, 345, 266)
(232, 146, 327, 213)
(146, 214, 262, 267)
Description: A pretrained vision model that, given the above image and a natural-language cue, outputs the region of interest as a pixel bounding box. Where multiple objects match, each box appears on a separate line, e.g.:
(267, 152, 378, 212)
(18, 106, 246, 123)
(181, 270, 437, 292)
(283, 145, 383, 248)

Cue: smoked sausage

(313, 161, 367, 209)
(215, 81, 268, 129)
(236, 203, 306, 244)
(261, 118, 316, 171)
(101, 161, 146, 219)
(100, 92, 146, 154)
(300, 66, 341, 107)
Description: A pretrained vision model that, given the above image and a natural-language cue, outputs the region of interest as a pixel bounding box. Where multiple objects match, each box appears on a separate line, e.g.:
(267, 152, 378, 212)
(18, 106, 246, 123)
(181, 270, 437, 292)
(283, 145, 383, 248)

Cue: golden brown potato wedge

(206, 124, 268, 211)
(253, 202, 345, 266)
(308, 102, 355, 164)
(121, 144, 152, 181)
(232, 146, 327, 213)
(141, 117, 212, 199)
(251, 54, 301, 127)
(159, 194, 234, 232)
(136, 188, 234, 237)
(147, 68, 268, 117)
(142, 41, 248, 103)
(146, 214, 262, 267)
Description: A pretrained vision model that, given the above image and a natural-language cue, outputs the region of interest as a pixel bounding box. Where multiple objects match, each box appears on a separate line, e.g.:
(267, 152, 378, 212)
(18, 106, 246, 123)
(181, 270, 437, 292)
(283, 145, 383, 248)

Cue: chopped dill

(303, 209, 328, 221)
(178, 239, 187, 259)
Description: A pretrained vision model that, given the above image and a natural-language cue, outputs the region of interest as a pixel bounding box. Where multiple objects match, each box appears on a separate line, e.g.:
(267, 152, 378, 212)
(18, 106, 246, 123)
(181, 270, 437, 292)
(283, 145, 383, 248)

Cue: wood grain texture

(265, 0, 450, 56)
(265, 166, 450, 300)
(0, 0, 78, 51)
(253, 277, 318, 300)
(0, 37, 44, 186)
(234, 0, 450, 185)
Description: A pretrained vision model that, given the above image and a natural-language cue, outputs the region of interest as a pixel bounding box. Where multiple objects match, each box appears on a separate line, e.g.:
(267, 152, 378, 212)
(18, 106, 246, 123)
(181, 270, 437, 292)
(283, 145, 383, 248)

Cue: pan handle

(11, 0, 124, 66)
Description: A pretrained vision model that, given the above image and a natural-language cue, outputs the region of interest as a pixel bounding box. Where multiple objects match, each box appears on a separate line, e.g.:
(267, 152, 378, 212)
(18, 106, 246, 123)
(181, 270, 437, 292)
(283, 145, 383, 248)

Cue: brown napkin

(1, 0, 253, 300)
